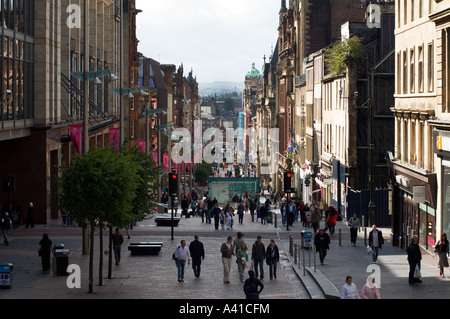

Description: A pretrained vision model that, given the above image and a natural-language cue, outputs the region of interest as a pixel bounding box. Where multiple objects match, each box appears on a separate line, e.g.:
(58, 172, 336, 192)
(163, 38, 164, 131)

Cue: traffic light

(169, 173, 178, 197)
(2, 176, 15, 192)
(284, 172, 292, 193)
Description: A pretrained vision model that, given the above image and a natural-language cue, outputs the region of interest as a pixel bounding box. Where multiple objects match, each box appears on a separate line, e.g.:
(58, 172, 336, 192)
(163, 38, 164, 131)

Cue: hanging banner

(163, 154, 169, 172)
(138, 140, 146, 153)
(110, 128, 120, 151)
(70, 124, 83, 155)
(151, 150, 158, 165)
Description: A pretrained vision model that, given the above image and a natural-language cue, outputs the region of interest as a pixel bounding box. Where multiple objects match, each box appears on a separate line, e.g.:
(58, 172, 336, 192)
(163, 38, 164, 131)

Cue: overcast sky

(135, 0, 281, 84)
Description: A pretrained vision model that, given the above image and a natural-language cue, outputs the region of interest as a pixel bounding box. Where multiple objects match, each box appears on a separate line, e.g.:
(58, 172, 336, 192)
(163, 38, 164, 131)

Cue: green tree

(324, 36, 364, 75)
(194, 161, 212, 186)
(58, 146, 142, 293)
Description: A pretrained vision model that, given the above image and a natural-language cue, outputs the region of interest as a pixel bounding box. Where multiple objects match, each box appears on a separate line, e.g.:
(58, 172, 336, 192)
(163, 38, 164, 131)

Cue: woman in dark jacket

(266, 239, 280, 280)
(435, 233, 449, 278)
(39, 233, 53, 274)
(407, 235, 422, 285)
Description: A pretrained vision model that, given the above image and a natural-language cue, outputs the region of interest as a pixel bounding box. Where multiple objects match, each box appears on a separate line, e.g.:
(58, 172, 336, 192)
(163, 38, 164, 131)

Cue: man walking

(189, 235, 205, 278)
(1, 212, 12, 245)
(368, 224, 384, 263)
(221, 236, 233, 283)
(314, 229, 330, 265)
(111, 227, 124, 265)
(251, 236, 266, 280)
(173, 239, 191, 282)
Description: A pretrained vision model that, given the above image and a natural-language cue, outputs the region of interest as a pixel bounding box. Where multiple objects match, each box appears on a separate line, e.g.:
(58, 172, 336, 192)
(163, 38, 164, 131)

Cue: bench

(155, 217, 180, 227)
(128, 242, 163, 255)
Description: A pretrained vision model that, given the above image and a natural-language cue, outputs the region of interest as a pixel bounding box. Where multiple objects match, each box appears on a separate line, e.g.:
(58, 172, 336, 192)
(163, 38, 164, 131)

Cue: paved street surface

(1, 208, 450, 302)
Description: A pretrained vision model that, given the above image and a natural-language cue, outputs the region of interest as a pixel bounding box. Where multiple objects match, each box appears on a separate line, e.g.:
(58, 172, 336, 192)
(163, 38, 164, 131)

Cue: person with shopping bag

(407, 235, 422, 285)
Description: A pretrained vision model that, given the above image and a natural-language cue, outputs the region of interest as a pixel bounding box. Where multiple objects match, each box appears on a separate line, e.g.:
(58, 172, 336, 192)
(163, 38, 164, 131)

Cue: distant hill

(199, 82, 244, 96)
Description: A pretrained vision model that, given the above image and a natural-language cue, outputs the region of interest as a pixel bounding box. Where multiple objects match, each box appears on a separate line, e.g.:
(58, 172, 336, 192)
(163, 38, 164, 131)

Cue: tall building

(0, 0, 131, 224)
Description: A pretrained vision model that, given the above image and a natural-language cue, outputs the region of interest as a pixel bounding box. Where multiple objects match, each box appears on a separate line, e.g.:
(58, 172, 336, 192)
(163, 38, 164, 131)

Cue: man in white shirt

(174, 240, 191, 282)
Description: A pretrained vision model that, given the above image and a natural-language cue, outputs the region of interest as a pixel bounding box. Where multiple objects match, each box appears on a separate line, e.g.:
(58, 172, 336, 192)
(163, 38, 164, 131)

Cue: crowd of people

(172, 232, 280, 299)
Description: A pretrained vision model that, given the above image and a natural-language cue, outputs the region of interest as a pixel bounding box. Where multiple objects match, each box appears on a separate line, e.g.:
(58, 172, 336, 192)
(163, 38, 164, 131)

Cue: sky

(135, 0, 281, 84)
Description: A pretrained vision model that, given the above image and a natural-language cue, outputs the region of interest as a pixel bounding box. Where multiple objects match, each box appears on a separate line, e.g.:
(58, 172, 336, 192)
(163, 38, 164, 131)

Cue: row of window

(397, 0, 436, 28)
(396, 42, 434, 95)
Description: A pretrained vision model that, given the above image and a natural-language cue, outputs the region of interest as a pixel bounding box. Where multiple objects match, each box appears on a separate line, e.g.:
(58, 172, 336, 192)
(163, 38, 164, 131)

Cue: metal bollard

(339, 228, 342, 246)
(274, 213, 277, 228)
(308, 246, 311, 268)
(289, 234, 293, 256)
(313, 246, 317, 272)
(298, 243, 301, 269)
(364, 227, 367, 246)
(303, 248, 306, 276)
(294, 243, 297, 264)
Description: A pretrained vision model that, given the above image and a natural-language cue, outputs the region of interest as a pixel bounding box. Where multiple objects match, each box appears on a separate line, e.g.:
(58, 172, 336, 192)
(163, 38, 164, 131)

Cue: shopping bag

(414, 264, 421, 279)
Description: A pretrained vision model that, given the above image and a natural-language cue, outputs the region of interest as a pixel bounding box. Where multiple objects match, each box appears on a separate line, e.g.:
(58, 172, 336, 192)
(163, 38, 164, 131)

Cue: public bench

(155, 217, 180, 227)
(128, 242, 163, 255)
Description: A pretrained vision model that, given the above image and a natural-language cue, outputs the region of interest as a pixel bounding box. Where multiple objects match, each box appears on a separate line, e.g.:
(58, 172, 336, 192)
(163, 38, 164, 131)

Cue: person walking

(314, 229, 330, 265)
(407, 235, 422, 285)
(311, 207, 322, 234)
(173, 239, 191, 282)
(173, 197, 179, 217)
(434, 233, 449, 278)
(206, 196, 213, 224)
(236, 242, 248, 282)
(111, 227, 124, 265)
(212, 203, 222, 230)
(243, 270, 264, 299)
(361, 277, 381, 299)
(39, 233, 53, 274)
(260, 202, 269, 225)
(1, 212, 12, 245)
(189, 235, 205, 278)
(348, 213, 361, 246)
(368, 225, 384, 264)
(221, 236, 233, 283)
(249, 198, 256, 222)
(266, 239, 280, 280)
(340, 276, 360, 299)
(237, 200, 245, 225)
(325, 206, 339, 236)
(26, 202, 35, 228)
(251, 236, 266, 280)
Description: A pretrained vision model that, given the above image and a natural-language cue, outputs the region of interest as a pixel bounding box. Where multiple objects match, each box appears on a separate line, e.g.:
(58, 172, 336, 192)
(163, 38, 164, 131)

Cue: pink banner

(163, 154, 169, 172)
(110, 128, 119, 151)
(70, 124, 83, 155)
(138, 140, 146, 153)
(152, 150, 158, 165)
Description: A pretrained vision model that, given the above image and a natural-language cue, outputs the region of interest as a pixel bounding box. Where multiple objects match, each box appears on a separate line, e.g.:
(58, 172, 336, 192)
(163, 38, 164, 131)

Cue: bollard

(313, 246, 317, 272)
(339, 228, 342, 246)
(308, 246, 311, 268)
(294, 243, 297, 264)
(274, 213, 277, 228)
(289, 234, 293, 256)
(364, 227, 367, 246)
(303, 248, 306, 276)
(298, 243, 301, 269)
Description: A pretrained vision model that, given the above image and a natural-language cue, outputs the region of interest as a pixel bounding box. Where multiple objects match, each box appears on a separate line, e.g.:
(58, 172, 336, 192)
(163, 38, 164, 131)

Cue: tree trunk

(89, 222, 95, 293)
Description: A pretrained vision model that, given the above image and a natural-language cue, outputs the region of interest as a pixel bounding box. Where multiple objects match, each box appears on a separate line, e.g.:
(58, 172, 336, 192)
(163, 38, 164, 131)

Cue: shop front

(390, 162, 437, 250)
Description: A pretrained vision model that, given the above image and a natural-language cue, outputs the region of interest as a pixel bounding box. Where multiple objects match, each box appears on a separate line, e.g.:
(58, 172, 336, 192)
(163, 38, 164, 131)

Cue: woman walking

(435, 233, 449, 278)
(39, 233, 53, 274)
(266, 239, 280, 280)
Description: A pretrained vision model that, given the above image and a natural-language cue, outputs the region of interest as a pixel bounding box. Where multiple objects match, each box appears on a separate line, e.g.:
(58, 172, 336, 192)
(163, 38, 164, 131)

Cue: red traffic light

(171, 174, 177, 179)
(287, 173, 291, 178)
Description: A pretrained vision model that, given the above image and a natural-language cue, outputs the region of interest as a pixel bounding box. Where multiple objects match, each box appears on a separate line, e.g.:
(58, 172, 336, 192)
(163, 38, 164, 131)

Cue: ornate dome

(246, 63, 260, 78)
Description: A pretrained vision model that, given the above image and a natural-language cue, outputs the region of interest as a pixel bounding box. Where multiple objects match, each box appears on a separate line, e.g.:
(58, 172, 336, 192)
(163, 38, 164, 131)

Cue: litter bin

(53, 244, 69, 276)
(0, 263, 13, 289)
(301, 230, 313, 250)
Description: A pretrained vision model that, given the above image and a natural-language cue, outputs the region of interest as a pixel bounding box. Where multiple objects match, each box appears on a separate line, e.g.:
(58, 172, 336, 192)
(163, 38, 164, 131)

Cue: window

(410, 48, 415, 93)
(443, 29, 450, 113)
(428, 42, 434, 92)
(404, 0, 408, 25)
(403, 50, 408, 94)
(418, 46, 423, 92)
(397, 52, 401, 94)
